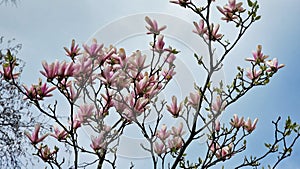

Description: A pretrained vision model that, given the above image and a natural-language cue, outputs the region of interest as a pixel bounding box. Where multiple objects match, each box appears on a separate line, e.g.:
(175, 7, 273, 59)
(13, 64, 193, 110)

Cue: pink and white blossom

(25, 124, 48, 145)
(167, 96, 183, 117)
(145, 16, 166, 35)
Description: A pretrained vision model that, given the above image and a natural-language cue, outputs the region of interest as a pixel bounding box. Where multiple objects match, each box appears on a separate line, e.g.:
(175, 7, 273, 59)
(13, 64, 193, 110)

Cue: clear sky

(1, 0, 299, 168)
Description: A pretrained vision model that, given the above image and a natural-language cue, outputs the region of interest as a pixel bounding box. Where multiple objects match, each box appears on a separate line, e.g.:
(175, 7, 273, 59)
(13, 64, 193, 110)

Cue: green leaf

(247, 0, 253, 7)
(255, 15, 261, 21)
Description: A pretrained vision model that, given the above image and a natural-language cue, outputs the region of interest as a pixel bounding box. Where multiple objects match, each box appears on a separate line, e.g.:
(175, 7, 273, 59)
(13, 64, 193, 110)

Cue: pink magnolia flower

(266, 58, 285, 72)
(77, 104, 95, 123)
(98, 65, 119, 86)
(162, 68, 176, 80)
(24, 124, 48, 145)
(64, 39, 81, 61)
(128, 50, 149, 73)
(145, 16, 167, 35)
(169, 0, 191, 7)
(156, 124, 171, 141)
(38, 145, 58, 162)
(57, 61, 78, 78)
(51, 125, 68, 141)
(23, 79, 56, 100)
(133, 97, 149, 115)
(154, 35, 165, 53)
(168, 137, 183, 150)
(154, 142, 166, 155)
(187, 91, 200, 110)
(212, 96, 226, 113)
(245, 45, 269, 63)
(243, 117, 258, 133)
(40, 60, 59, 80)
(246, 68, 262, 80)
(83, 39, 104, 58)
(171, 122, 185, 137)
(90, 132, 107, 151)
(193, 20, 207, 35)
(166, 96, 183, 117)
(217, 0, 245, 21)
(217, 143, 233, 159)
(207, 24, 223, 41)
(223, 0, 244, 13)
(230, 114, 244, 128)
(71, 115, 82, 130)
(0, 64, 20, 80)
(164, 53, 176, 64)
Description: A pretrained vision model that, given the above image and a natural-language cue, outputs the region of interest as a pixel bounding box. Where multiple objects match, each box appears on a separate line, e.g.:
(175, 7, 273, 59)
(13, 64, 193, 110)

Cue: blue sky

(1, 0, 300, 168)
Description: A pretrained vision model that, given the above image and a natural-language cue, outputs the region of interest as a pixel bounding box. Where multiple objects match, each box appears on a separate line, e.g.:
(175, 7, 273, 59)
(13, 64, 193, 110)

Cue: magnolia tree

(1, 0, 299, 169)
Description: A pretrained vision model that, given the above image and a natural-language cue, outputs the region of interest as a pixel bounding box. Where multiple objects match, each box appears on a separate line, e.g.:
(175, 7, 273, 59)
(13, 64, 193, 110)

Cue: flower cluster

(230, 114, 258, 133)
(154, 123, 185, 155)
(245, 45, 284, 81)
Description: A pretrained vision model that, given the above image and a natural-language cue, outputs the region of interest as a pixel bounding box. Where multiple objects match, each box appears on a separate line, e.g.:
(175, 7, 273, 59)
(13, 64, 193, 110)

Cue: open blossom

(169, 0, 191, 7)
(40, 60, 59, 80)
(145, 16, 167, 35)
(230, 114, 244, 128)
(217, 0, 245, 21)
(171, 122, 185, 137)
(77, 104, 95, 123)
(212, 96, 226, 113)
(51, 125, 68, 141)
(167, 96, 183, 117)
(38, 145, 58, 162)
(83, 39, 104, 58)
(64, 39, 81, 61)
(246, 68, 262, 80)
(25, 124, 48, 145)
(207, 24, 223, 41)
(128, 50, 149, 73)
(162, 68, 176, 80)
(168, 137, 183, 150)
(23, 79, 56, 100)
(187, 91, 200, 110)
(245, 45, 269, 63)
(193, 20, 207, 35)
(266, 58, 285, 72)
(90, 132, 108, 151)
(154, 142, 166, 155)
(98, 65, 119, 86)
(57, 61, 78, 78)
(156, 124, 171, 141)
(243, 117, 258, 133)
(210, 142, 233, 159)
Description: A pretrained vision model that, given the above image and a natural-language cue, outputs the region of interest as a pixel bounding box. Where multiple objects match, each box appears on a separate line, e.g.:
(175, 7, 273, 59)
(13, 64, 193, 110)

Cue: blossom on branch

(246, 68, 262, 80)
(193, 20, 207, 36)
(217, 0, 245, 21)
(245, 45, 269, 63)
(24, 124, 48, 145)
(266, 58, 285, 72)
(145, 16, 167, 35)
(212, 96, 226, 113)
(243, 117, 258, 133)
(207, 24, 223, 41)
(230, 114, 244, 128)
(167, 96, 183, 117)
(64, 39, 81, 61)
